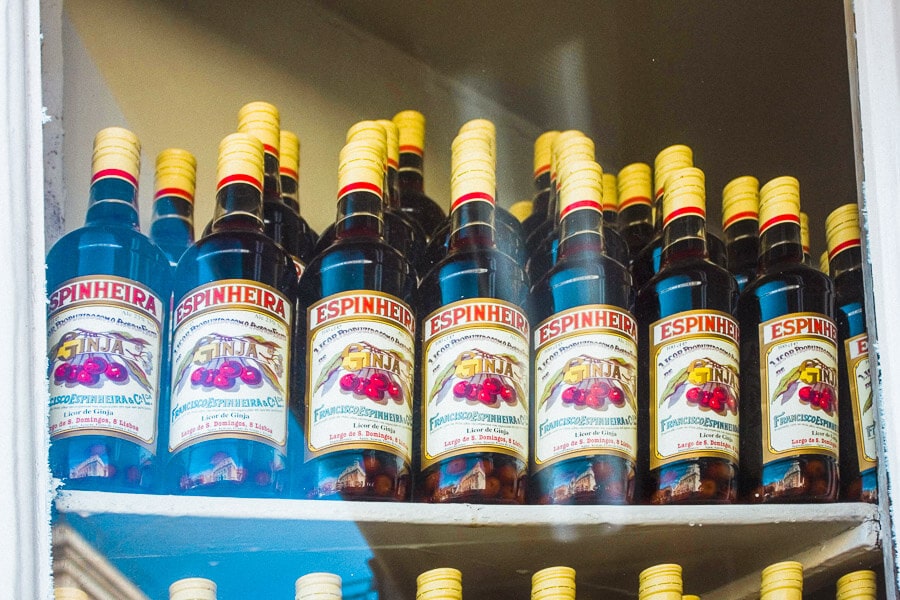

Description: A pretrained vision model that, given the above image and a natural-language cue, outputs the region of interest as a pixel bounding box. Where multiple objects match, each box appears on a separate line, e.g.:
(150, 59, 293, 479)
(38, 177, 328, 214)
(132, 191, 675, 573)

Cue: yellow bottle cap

(169, 577, 217, 600)
(54, 588, 89, 600)
(662, 167, 705, 227)
(602, 173, 618, 212)
(452, 145, 495, 178)
(91, 126, 141, 185)
(417, 568, 462, 599)
(799, 211, 810, 253)
(654, 144, 693, 198)
(550, 130, 587, 175)
(280, 130, 300, 180)
(393, 109, 426, 155)
(836, 569, 877, 600)
(531, 565, 576, 593)
(534, 131, 561, 178)
(722, 175, 759, 229)
(295, 572, 342, 599)
(556, 138, 596, 184)
(760, 561, 803, 599)
(346, 120, 386, 143)
(682, 596, 701, 600)
(155, 148, 197, 202)
(452, 129, 495, 165)
(759, 176, 800, 236)
(558, 160, 603, 220)
(376, 119, 400, 169)
(819, 250, 830, 274)
(237, 101, 281, 156)
(509, 199, 534, 222)
(618, 162, 652, 210)
(451, 167, 495, 211)
(338, 143, 384, 200)
(459, 118, 496, 139)
(825, 203, 861, 261)
(217, 132, 264, 193)
(639, 564, 683, 600)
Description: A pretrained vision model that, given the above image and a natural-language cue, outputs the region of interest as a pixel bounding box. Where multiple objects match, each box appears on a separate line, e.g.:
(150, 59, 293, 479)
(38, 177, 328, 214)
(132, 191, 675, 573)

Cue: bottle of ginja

(417, 568, 462, 600)
(415, 123, 530, 503)
(46, 127, 172, 492)
(836, 569, 877, 600)
(531, 566, 576, 600)
(169, 577, 217, 600)
(639, 564, 683, 600)
(760, 561, 803, 600)
(166, 133, 299, 497)
(150, 148, 197, 268)
(737, 176, 838, 503)
(295, 572, 342, 600)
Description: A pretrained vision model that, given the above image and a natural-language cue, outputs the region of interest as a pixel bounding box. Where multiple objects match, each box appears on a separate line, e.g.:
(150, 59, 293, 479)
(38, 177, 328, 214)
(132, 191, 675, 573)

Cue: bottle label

(846, 333, 877, 470)
(533, 306, 638, 469)
(759, 312, 839, 463)
(169, 280, 291, 453)
(421, 299, 530, 469)
(47, 276, 164, 448)
(649, 310, 741, 469)
(305, 291, 415, 462)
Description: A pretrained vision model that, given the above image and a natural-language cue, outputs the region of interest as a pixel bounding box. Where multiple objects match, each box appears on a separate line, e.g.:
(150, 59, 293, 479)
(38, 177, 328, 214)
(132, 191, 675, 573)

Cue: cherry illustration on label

(190, 357, 264, 391)
(53, 354, 131, 387)
(337, 369, 405, 404)
(451, 375, 517, 406)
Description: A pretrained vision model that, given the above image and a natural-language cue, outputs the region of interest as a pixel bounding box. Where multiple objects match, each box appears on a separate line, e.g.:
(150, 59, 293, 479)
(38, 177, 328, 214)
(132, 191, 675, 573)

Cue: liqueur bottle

(736, 176, 838, 503)
(800, 211, 813, 266)
(293, 138, 416, 501)
(819, 250, 830, 275)
(531, 566, 576, 600)
(237, 101, 308, 275)
(827, 204, 877, 502)
(759, 561, 802, 600)
(295, 572, 342, 600)
(635, 167, 740, 505)
(417, 568, 462, 600)
(529, 160, 637, 505)
(415, 124, 530, 503)
(166, 133, 299, 497)
(46, 127, 172, 492)
(169, 577, 217, 600)
(836, 570, 877, 600)
(54, 588, 88, 600)
(150, 148, 197, 268)
(617, 162, 654, 257)
(521, 130, 560, 237)
(721, 175, 760, 292)
(509, 199, 534, 223)
(312, 121, 428, 278)
(639, 564, 683, 600)
(393, 110, 446, 238)
(279, 129, 320, 254)
(602, 172, 619, 230)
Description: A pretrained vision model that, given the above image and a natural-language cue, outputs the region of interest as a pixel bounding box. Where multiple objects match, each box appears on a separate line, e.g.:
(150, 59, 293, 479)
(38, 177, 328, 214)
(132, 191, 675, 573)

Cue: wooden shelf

(56, 491, 881, 599)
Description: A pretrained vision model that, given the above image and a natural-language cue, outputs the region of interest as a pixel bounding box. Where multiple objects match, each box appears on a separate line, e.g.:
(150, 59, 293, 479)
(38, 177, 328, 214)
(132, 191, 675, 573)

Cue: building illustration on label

(313, 341, 410, 406)
(49, 328, 154, 391)
(538, 354, 634, 412)
(172, 333, 284, 395)
(432, 348, 523, 408)
(658, 357, 738, 416)
(772, 358, 837, 416)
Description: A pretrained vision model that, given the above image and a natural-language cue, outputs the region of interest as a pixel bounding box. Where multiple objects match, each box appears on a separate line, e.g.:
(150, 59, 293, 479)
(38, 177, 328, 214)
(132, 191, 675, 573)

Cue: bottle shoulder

(636, 257, 737, 317)
(530, 255, 635, 320)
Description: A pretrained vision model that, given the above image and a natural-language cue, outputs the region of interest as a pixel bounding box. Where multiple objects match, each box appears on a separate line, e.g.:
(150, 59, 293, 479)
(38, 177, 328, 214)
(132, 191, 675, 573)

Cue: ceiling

(312, 0, 856, 253)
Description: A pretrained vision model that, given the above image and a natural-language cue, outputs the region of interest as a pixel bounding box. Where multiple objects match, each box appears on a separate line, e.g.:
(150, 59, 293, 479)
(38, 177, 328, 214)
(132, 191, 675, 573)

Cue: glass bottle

(819, 250, 830, 275)
(150, 148, 197, 268)
(293, 138, 416, 501)
(295, 572, 342, 600)
(836, 570, 877, 600)
(237, 101, 307, 276)
(166, 133, 299, 496)
(736, 176, 839, 503)
(415, 126, 530, 503)
(393, 110, 446, 238)
(639, 564, 683, 600)
(759, 561, 802, 600)
(617, 161, 654, 257)
(279, 129, 320, 258)
(54, 588, 88, 600)
(602, 172, 619, 230)
(722, 175, 759, 292)
(169, 577, 217, 600)
(800, 211, 813, 266)
(827, 204, 877, 502)
(417, 568, 462, 600)
(46, 127, 172, 492)
(529, 160, 637, 505)
(521, 130, 560, 238)
(531, 566, 576, 600)
(635, 167, 740, 505)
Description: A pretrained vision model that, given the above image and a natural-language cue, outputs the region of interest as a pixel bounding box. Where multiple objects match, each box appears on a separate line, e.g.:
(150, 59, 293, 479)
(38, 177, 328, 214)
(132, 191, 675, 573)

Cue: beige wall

(60, 0, 541, 239)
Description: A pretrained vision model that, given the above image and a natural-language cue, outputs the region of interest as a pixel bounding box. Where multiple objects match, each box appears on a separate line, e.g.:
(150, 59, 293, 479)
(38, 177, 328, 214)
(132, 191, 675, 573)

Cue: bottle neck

(280, 173, 301, 213)
(398, 151, 425, 193)
(262, 151, 286, 205)
(758, 221, 804, 271)
(652, 189, 664, 232)
(334, 189, 384, 240)
(532, 171, 551, 217)
(211, 181, 265, 233)
(661, 214, 708, 266)
(545, 176, 559, 225)
(603, 209, 619, 228)
(557, 208, 605, 260)
(152, 194, 194, 229)
(829, 246, 861, 280)
(85, 175, 140, 229)
(723, 218, 758, 247)
(385, 166, 401, 209)
(449, 198, 496, 252)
